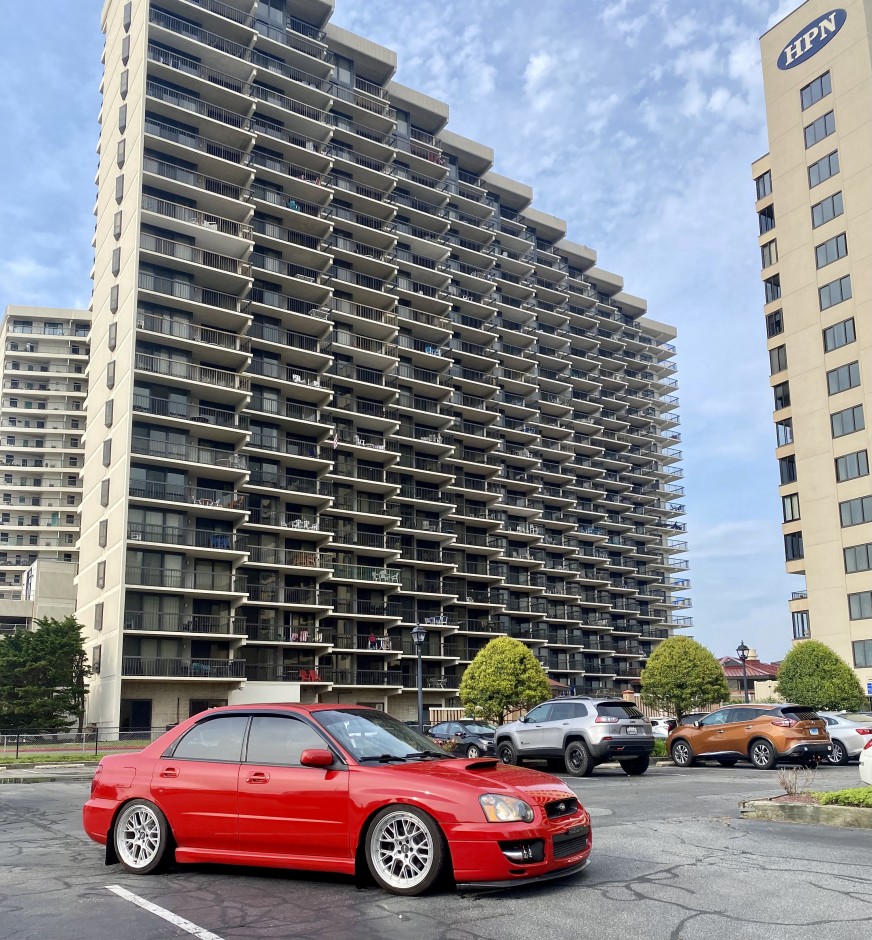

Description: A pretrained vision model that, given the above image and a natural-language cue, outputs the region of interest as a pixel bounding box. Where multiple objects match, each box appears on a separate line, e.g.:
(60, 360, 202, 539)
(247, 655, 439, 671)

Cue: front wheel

(465, 744, 481, 759)
(365, 806, 446, 896)
(564, 740, 594, 777)
(670, 740, 695, 768)
(113, 800, 171, 875)
(827, 740, 849, 766)
(620, 755, 649, 776)
(497, 741, 517, 765)
(749, 739, 777, 770)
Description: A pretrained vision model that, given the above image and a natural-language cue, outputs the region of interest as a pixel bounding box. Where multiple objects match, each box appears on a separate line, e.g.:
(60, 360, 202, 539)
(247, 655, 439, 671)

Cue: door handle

(562, 722, 570, 726)
(716, 730, 725, 734)
(246, 771, 270, 784)
(159, 767, 179, 778)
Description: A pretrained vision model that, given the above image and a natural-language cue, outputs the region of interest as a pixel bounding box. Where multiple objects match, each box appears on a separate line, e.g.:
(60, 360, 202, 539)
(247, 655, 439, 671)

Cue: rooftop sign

(777, 9, 847, 70)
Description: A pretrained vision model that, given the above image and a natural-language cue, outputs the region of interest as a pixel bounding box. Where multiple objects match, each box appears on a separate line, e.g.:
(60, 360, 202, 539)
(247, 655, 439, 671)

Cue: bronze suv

(668, 704, 831, 770)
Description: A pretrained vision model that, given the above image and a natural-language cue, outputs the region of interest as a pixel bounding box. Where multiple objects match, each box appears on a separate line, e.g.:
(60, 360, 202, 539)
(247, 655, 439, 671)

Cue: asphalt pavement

(0, 763, 869, 940)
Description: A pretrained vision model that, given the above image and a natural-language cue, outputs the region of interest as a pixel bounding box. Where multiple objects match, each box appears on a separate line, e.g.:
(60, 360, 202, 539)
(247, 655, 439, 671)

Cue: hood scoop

(464, 758, 500, 770)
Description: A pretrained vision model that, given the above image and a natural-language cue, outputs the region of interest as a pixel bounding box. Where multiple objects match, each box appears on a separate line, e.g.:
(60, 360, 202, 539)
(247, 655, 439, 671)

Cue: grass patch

(652, 739, 667, 759)
(811, 787, 872, 808)
(1, 751, 139, 766)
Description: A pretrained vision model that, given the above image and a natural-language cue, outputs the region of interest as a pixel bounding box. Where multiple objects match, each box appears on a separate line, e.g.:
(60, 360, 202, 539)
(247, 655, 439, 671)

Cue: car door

(237, 714, 350, 862)
(716, 707, 757, 755)
(691, 709, 731, 755)
(517, 703, 553, 753)
(151, 714, 247, 851)
(543, 701, 583, 750)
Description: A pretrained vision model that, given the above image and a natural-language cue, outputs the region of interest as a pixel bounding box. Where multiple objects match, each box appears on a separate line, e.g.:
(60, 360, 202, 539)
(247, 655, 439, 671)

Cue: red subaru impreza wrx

(83, 704, 592, 895)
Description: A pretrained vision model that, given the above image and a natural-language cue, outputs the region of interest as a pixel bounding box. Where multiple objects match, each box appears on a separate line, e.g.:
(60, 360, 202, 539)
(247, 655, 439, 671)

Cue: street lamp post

(412, 623, 427, 734)
(736, 641, 750, 704)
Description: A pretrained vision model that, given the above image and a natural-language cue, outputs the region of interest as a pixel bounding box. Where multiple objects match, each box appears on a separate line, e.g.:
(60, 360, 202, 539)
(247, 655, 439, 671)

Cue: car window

(824, 716, 837, 726)
(699, 711, 729, 726)
(550, 702, 579, 721)
(430, 723, 448, 736)
(596, 702, 644, 719)
(729, 707, 759, 723)
(246, 716, 328, 766)
(460, 722, 496, 734)
(525, 703, 552, 723)
(449, 723, 464, 734)
(172, 716, 248, 762)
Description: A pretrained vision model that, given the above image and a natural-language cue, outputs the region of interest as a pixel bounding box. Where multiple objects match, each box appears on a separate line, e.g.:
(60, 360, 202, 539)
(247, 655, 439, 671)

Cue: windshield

(460, 722, 496, 734)
(841, 713, 872, 723)
(314, 708, 449, 761)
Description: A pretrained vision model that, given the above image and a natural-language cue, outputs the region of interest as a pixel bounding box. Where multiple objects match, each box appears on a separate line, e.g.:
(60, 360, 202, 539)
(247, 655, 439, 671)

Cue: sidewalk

(0, 762, 99, 784)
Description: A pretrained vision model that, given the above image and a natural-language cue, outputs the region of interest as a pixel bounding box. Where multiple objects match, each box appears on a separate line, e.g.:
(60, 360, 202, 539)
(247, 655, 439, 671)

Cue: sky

(0, 0, 805, 661)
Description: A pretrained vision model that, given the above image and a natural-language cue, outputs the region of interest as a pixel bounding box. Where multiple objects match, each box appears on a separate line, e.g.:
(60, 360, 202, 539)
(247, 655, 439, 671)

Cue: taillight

(771, 718, 797, 728)
(864, 739, 872, 750)
(595, 716, 619, 724)
(856, 728, 872, 736)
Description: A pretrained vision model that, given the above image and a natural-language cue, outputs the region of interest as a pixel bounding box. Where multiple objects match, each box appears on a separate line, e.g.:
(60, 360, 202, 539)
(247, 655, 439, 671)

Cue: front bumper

(457, 857, 590, 891)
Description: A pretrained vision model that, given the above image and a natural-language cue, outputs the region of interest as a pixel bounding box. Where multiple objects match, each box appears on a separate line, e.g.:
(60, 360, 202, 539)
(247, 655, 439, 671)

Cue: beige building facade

(755, 0, 872, 697)
(80, 0, 688, 731)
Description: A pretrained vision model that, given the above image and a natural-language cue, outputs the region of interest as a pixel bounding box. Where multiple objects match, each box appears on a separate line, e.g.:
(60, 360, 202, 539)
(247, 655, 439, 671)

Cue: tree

(640, 636, 729, 721)
(459, 636, 551, 724)
(0, 616, 91, 730)
(776, 640, 866, 711)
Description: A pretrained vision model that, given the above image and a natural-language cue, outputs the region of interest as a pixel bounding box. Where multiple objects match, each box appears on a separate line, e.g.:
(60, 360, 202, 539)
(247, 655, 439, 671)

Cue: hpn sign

(777, 9, 847, 70)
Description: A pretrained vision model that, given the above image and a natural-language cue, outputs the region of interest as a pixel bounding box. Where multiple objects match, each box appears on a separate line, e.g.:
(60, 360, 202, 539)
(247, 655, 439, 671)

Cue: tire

(749, 739, 777, 770)
(497, 741, 517, 765)
(670, 739, 695, 768)
(827, 740, 849, 766)
(365, 806, 446, 896)
(620, 755, 649, 776)
(465, 744, 480, 759)
(564, 740, 594, 777)
(716, 759, 738, 768)
(113, 800, 171, 875)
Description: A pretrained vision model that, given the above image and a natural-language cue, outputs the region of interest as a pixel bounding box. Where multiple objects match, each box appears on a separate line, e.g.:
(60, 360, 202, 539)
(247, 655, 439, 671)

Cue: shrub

(812, 787, 872, 808)
(776, 640, 866, 711)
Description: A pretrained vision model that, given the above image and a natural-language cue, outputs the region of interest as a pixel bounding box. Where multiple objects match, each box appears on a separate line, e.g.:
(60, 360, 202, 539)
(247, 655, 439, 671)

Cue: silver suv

(495, 697, 655, 776)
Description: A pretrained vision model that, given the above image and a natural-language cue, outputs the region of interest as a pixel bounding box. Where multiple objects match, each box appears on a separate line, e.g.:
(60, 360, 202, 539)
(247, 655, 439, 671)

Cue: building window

(105, 400, 114, 427)
(776, 418, 793, 446)
(827, 361, 860, 395)
(782, 493, 800, 522)
(755, 170, 772, 200)
(823, 317, 855, 352)
(769, 344, 787, 375)
(766, 310, 784, 338)
(840, 495, 872, 528)
(107, 361, 116, 388)
(845, 543, 872, 573)
(853, 638, 872, 665)
(92, 644, 102, 675)
(832, 405, 864, 438)
(761, 240, 778, 269)
(800, 71, 832, 110)
(115, 174, 124, 202)
(816, 233, 847, 269)
(758, 204, 775, 234)
(96, 560, 106, 589)
(836, 450, 869, 482)
(812, 191, 843, 228)
(784, 532, 804, 561)
(819, 275, 852, 311)
(808, 150, 839, 187)
(108, 322, 117, 350)
(98, 519, 108, 548)
(100, 479, 110, 507)
(94, 601, 104, 632)
(804, 110, 835, 148)
(779, 455, 797, 484)
(764, 275, 781, 303)
(849, 595, 872, 622)
(773, 381, 790, 410)
(792, 611, 811, 639)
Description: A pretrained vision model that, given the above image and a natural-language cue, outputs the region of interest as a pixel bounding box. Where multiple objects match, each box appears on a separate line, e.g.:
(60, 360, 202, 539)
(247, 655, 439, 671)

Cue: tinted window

(525, 703, 553, 723)
(172, 716, 248, 762)
(781, 707, 820, 722)
(729, 707, 760, 723)
(550, 701, 579, 721)
(596, 702, 643, 719)
(429, 723, 449, 736)
(459, 721, 496, 733)
(246, 715, 328, 765)
(699, 710, 729, 726)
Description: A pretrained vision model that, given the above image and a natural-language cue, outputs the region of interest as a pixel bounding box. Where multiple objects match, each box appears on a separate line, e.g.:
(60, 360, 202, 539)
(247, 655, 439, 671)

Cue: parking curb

(739, 798, 872, 829)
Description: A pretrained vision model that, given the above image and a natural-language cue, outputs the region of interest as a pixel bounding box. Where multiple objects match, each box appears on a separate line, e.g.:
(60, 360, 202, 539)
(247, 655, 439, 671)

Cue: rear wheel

(716, 758, 738, 768)
(670, 740, 695, 768)
(113, 800, 171, 875)
(620, 755, 649, 776)
(497, 741, 517, 765)
(365, 806, 446, 896)
(564, 740, 594, 777)
(749, 739, 777, 770)
(827, 740, 849, 766)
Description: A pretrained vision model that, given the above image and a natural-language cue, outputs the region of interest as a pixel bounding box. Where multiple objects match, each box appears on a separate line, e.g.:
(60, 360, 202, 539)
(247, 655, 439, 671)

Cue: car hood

(368, 758, 576, 804)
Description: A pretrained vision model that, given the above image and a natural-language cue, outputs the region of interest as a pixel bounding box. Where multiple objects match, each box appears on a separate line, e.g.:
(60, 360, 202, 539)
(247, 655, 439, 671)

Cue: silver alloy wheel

(116, 803, 162, 870)
(672, 741, 691, 766)
(369, 810, 435, 891)
(751, 741, 774, 768)
(466, 745, 480, 758)
(827, 740, 846, 765)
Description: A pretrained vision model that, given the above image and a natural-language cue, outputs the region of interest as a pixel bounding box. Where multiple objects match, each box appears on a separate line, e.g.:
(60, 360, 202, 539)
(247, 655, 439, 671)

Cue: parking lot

(1, 764, 870, 940)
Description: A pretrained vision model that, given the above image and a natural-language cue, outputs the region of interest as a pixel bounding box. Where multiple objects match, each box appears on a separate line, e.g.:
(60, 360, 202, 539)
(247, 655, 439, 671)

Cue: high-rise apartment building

(81, 0, 688, 731)
(755, 0, 872, 695)
(0, 306, 90, 632)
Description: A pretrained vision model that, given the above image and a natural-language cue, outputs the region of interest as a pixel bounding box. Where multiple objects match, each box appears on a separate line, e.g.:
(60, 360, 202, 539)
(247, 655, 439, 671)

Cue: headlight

(479, 794, 534, 823)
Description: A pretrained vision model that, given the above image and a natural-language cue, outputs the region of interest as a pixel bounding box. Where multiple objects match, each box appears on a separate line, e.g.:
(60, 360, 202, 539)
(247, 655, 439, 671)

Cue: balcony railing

(137, 311, 249, 352)
(246, 546, 327, 567)
(123, 612, 246, 635)
(127, 523, 244, 551)
(125, 567, 240, 592)
(139, 271, 248, 313)
(132, 395, 248, 430)
(141, 233, 252, 277)
(128, 482, 245, 509)
(131, 437, 248, 470)
(332, 564, 401, 583)
(134, 353, 250, 392)
(123, 656, 245, 678)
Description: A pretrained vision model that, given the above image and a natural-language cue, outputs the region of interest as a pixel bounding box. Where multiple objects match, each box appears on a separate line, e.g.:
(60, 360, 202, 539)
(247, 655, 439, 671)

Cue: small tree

(640, 636, 729, 721)
(0, 616, 91, 730)
(776, 640, 865, 711)
(460, 636, 551, 724)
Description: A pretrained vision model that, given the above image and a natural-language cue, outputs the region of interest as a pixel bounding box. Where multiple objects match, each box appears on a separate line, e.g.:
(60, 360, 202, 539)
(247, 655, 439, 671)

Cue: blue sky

(0, 0, 803, 661)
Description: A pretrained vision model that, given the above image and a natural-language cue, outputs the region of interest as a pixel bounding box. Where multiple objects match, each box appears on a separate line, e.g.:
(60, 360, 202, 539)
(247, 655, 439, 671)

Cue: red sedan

(83, 704, 591, 895)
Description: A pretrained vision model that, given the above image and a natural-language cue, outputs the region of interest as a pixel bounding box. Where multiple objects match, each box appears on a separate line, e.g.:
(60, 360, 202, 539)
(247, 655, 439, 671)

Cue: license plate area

(809, 728, 819, 735)
(626, 726, 638, 735)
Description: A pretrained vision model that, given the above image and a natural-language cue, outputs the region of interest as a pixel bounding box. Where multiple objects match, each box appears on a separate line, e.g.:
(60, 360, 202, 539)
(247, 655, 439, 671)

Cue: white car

(861, 739, 872, 786)
(650, 717, 677, 739)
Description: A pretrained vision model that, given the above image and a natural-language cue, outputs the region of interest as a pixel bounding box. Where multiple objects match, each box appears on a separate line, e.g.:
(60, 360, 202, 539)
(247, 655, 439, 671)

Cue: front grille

(552, 825, 590, 860)
(545, 797, 578, 819)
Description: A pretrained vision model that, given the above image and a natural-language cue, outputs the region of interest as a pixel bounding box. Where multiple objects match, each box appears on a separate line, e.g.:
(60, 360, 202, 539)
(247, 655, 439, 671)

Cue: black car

(427, 720, 497, 758)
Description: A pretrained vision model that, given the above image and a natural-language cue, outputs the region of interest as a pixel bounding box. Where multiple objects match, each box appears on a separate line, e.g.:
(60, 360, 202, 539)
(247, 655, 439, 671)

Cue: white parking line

(106, 885, 225, 940)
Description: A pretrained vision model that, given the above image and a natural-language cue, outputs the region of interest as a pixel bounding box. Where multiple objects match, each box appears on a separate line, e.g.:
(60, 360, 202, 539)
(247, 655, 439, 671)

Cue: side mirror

(300, 748, 334, 767)
(693, 720, 703, 729)
(456, 732, 467, 738)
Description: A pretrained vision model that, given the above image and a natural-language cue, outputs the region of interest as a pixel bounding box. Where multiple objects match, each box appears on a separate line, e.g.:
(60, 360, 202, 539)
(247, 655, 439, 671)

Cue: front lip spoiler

(456, 857, 590, 891)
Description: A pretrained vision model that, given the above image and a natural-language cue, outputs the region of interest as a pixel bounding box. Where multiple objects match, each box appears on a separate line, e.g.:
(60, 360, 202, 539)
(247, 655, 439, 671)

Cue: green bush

(652, 739, 667, 759)
(812, 787, 872, 808)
